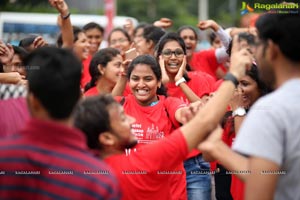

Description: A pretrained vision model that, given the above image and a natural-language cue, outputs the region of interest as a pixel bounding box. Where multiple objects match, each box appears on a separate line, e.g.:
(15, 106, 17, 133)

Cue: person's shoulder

(84, 87, 98, 97)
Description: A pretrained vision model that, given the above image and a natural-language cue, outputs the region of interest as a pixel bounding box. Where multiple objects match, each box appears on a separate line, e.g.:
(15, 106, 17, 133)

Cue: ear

(146, 40, 154, 50)
(27, 92, 43, 113)
(97, 64, 105, 75)
(98, 132, 116, 147)
(267, 39, 280, 61)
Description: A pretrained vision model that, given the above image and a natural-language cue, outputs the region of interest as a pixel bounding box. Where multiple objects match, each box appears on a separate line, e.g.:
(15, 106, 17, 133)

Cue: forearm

(178, 82, 201, 103)
(214, 141, 249, 181)
(215, 47, 229, 64)
(215, 26, 231, 48)
(60, 12, 74, 48)
(111, 76, 127, 96)
(234, 116, 245, 134)
(181, 81, 235, 151)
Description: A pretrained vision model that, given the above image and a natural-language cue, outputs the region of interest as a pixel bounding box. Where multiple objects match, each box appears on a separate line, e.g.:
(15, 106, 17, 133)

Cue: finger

(160, 18, 172, 22)
(231, 35, 240, 55)
(181, 55, 187, 70)
(159, 55, 165, 67)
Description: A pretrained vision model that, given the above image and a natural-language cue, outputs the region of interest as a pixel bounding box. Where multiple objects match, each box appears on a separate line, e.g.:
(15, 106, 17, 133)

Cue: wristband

(175, 77, 186, 86)
(223, 73, 239, 88)
(61, 12, 71, 20)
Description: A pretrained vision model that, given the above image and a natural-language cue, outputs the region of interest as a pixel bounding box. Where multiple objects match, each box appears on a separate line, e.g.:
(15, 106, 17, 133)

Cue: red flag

(104, 0, 115, 38)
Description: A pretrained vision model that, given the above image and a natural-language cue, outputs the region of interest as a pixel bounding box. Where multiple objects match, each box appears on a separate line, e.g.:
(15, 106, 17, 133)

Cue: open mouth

(167, 62, 180, 69)
(136, 89, 149, 95)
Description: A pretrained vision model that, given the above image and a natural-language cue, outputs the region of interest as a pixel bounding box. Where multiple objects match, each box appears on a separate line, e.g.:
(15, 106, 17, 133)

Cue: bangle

(61, 12, 71, 20)
(175, 77, 186, 86)
(223, 73, 238, 88)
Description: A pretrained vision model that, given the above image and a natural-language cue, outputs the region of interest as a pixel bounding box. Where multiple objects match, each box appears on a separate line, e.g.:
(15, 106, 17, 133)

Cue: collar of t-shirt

(19, 118, 88, 150)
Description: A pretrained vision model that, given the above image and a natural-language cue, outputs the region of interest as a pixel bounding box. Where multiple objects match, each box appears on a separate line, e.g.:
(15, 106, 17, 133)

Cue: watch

(232, 107, 246, 117)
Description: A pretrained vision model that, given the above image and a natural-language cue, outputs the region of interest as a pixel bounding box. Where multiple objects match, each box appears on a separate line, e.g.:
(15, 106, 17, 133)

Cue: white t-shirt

(233, 78, 300, 200)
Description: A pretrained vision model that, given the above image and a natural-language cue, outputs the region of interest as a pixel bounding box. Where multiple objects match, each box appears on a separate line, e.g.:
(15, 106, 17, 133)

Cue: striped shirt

(0, 119, 121, 200)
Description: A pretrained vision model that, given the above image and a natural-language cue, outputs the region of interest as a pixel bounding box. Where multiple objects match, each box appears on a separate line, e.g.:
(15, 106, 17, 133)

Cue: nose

(137, 79, 146, 87)
(170, 52, 177, 58)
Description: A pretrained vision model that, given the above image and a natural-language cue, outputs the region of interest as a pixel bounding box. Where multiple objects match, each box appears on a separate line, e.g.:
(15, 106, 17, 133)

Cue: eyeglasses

(110, 38, 129, 45)
(161, 48, 184, 58)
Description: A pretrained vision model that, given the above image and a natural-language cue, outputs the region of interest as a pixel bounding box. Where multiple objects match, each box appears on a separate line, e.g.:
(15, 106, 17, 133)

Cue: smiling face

(179, 28, 197, 59)
(129, 63, 161, 106)
(100, 54, 123, 84)
(85, 28, 103, 55)
(161, 40, 185, 75)
(108, 103, 137, 150)
(108, 30, 131, 55)
(238, 75, 261, 108)
(73, 32, 90, 61)
(135, 37, 153, 55)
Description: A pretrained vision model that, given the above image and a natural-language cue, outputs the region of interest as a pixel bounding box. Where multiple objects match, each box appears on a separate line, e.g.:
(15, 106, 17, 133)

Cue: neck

(167, 72, 176, 82)
(99, 148, 124, 159)
(33, 115, 73, 127)
(274, 59, 300, 88)
(96, 78, 115, 94)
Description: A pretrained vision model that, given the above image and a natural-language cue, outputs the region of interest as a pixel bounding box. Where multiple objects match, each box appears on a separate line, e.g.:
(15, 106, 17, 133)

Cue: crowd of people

(1, 0, 300, 200)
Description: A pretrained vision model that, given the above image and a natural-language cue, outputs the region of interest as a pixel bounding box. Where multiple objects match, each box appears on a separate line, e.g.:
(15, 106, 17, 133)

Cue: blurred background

(0, 0, 273, 46)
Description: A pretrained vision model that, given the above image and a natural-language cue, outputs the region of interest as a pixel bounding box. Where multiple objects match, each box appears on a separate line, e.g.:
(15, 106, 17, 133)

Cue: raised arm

(197, 19, 231, 48)
(174, 56, 201, 103)
(111, 60, 131, 96)
(181, 36, 252, 151)
(49, 0, 73, 48)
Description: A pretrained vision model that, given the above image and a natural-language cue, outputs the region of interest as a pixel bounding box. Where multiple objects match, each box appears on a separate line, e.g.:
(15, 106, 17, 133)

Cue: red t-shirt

(219, 116, 244, 200)
(104, 129, 188, 200)
(120, 94, 186, 144)
(84, 86, 99, 97)
(189, 50, 219, 80)
(84, 84, 131, 97)
(81, 55, 92, 89)
(118, 94, 187, 199)
(166, 71, 215, 158)
(166, 71, 215, 104)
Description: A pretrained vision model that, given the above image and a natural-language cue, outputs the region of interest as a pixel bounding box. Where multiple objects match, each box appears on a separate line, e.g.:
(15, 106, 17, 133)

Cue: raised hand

(159, 55, 170, 84)
(197, 20, 219, 32)
(0, 42, 14, 65)
(153, 18, 173, 29)
(229, 35, 252, 80)
(49, 0, 69, 16)
(33, 36, 48, 49)
(174, 55, 187, 82)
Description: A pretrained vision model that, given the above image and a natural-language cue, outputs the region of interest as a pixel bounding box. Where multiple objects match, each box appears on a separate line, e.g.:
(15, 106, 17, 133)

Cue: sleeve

(215, 46, 229, 64)
(129, 129, 188, 172)
(215, 26, 231, 48)
(202, 50, 220, 73)
(233, 98, 285, 165)
(164, 97, 187, 128)
(189, 72, 215, 97)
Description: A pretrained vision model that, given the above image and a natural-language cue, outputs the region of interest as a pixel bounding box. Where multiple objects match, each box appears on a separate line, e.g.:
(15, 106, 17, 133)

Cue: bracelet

(61, 12, 71, 20)
(223, 73, 239, 88)
(175, 77, 186, 86)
